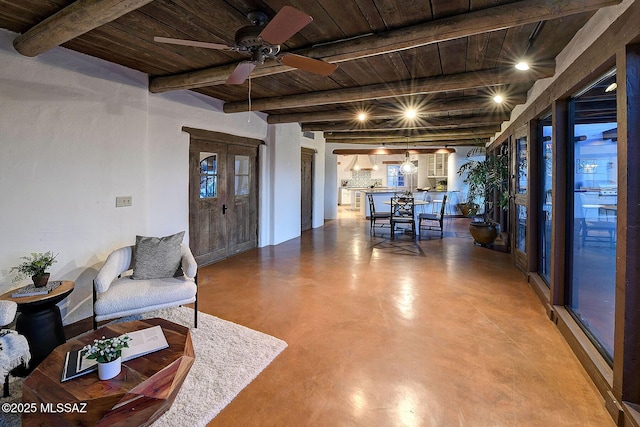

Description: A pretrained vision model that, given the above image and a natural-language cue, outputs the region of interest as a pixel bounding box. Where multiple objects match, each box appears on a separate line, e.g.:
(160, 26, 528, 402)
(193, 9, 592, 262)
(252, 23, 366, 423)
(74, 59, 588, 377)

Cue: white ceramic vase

(98, 357, 122, 380)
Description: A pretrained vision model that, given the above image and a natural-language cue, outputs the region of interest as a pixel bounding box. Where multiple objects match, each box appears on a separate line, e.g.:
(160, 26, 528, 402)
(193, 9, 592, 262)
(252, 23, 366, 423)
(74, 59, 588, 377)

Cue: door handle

(222, 204, 227, 214)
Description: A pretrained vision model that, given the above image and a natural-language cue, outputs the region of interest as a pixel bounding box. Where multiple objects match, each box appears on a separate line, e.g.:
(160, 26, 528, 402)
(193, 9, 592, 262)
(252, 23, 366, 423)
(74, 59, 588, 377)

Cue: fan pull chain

(247, 75, 252, 123)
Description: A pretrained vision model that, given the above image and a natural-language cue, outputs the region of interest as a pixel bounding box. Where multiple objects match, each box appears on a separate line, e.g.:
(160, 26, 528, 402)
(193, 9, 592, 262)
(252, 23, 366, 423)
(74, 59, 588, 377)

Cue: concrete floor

(197, 211, 613, 426)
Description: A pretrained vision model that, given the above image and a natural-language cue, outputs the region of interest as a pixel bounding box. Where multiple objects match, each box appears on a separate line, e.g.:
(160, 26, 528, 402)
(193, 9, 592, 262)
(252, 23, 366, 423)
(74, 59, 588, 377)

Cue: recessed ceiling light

(515, 61, 530, 71)
(605, 82, 617, 92)
(357, 112, 367, 121)
(493, 95, 504, 104)
(405, 109, 417, 119)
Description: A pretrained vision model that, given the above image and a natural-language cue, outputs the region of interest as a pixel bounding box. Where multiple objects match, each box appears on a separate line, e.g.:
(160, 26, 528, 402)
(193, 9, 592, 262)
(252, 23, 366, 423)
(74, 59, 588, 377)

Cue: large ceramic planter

(98, 357, 122, 380)
(469, 221, 500, 246)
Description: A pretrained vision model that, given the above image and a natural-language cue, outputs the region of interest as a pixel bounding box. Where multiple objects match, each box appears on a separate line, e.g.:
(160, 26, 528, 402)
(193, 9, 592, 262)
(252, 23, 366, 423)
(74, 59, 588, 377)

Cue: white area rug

(0, 307, 287, 427)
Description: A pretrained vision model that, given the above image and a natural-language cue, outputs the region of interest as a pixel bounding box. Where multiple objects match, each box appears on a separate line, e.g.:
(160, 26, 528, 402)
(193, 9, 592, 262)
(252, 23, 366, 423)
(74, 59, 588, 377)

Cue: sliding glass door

(567, 69, 617, 362)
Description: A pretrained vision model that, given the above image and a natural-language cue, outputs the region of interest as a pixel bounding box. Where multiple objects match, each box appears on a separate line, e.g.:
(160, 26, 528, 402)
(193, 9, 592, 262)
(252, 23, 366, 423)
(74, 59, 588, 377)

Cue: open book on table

(61, 324, 169, 382)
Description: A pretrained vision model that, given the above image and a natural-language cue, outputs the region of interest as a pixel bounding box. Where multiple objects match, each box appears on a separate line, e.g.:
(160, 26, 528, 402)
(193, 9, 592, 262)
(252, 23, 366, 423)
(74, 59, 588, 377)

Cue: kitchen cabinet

(351, 190, 361, 210)
(340, 189, 351, 205)
(426, 153, 449, 177)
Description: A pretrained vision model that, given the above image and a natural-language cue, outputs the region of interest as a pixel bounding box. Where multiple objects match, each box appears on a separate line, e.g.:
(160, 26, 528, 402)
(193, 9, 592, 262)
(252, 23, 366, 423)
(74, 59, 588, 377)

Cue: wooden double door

(185, 127, 260, 266)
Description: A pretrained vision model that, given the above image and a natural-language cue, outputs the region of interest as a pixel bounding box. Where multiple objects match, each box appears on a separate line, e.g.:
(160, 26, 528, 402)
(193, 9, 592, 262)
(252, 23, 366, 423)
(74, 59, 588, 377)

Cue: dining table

(383, 199, 429, 236)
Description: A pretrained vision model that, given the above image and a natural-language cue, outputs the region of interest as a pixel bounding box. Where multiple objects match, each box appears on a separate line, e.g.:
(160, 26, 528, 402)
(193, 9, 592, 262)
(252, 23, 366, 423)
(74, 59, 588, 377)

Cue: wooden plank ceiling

(0, 0, 621, 146)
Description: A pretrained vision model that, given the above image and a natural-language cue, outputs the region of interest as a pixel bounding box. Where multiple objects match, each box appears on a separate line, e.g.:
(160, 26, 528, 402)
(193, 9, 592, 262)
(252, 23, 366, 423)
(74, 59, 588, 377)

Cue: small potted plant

(82, 334, 131, 380)
(11, 251, 58, 287)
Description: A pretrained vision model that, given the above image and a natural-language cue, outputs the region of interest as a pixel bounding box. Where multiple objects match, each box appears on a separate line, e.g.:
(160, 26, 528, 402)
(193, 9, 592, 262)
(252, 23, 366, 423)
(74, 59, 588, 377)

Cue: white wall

(301, 131, 327, 229)
(324, 153, 339, 220)
(266, 122, 302, 244)
(448, 147, 476, 195)
(0, 29, 315, 324)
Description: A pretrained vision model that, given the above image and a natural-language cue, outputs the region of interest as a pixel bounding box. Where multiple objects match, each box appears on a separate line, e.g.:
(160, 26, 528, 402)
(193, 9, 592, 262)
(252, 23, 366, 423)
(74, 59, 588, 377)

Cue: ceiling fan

(154, 6, 338, 85)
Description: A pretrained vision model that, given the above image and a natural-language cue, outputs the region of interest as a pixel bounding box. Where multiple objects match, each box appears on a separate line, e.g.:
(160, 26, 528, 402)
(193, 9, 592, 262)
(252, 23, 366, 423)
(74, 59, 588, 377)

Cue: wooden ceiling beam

(325, 126, 498, 140)
(224, 67, 551, 113)
(267, 94, 527, 124)
(149, 0, 619, 93)
(332, 148, 457, 155)
(13, 0, 154, 57)
(301, 113, 509, 132)
(325, 137, 487, 145)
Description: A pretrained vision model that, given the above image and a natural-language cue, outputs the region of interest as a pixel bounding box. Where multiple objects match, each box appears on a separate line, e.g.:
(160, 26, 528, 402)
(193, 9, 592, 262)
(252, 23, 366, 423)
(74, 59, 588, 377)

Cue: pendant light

(399, 146, 417, 175)
(352, 155, 361, 171)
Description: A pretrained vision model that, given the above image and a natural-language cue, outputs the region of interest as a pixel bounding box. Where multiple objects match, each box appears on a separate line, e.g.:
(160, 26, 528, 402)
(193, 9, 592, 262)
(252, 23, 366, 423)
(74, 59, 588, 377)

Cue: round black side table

(0, 280, 74, 372)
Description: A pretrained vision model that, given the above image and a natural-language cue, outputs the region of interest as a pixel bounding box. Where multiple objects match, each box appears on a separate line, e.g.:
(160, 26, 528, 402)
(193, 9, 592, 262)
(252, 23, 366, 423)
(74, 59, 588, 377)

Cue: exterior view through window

(200, 153, 217, 198)
(568, 69, 617, 362)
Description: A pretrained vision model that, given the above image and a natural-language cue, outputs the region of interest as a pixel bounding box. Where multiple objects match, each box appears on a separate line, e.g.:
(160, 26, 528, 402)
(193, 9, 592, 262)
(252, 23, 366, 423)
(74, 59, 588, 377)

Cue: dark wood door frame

(301, 147, 315, 232)
(183, 127, 262, 266)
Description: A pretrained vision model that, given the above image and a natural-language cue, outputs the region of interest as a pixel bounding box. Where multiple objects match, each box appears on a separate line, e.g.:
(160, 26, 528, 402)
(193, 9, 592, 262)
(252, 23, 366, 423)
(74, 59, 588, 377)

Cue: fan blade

(279, 54, 337, 76)
(226, 62, 257, 85)
(154, 36, 234, 51)
(259, 6, 313, 45)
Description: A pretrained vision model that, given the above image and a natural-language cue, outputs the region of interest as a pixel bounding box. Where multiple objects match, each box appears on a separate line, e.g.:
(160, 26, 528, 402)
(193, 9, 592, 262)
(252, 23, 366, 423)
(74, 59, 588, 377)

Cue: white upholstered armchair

(1, 300, 31, 397)
(93, 243, 198, 329)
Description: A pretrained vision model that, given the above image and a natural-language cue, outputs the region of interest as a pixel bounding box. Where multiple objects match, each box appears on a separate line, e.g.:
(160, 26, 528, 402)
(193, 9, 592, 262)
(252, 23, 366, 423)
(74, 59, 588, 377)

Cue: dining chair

(430, 194, 444, 214)
(419, 194, 448, 238)
(576, 193, 616, 246)
(390, 195, 415, 239)
(417, 191, 430, 214)
(367, 193, 391, 236)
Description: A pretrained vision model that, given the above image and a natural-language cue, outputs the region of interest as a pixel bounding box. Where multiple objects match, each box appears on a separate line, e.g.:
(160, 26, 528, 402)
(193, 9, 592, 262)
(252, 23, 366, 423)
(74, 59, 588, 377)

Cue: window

(516, 136, 528, 194)
(387, 165, 405, 188)
(538, 112, 553, 286)
(567, 68, 617, 362)
(235, 155, 250, 196)
(516, 205, 527, 254)
(199, 153, 217, 198)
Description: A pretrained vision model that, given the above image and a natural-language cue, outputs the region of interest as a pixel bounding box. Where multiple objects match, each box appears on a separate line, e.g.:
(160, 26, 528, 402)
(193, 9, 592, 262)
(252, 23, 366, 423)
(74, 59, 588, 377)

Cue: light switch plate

(116, 196, 132, 207)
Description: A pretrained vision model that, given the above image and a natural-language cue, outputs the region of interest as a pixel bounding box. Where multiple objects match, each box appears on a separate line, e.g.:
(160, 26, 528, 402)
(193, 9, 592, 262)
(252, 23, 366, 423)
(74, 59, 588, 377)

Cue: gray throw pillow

(132, 231, 185, 280)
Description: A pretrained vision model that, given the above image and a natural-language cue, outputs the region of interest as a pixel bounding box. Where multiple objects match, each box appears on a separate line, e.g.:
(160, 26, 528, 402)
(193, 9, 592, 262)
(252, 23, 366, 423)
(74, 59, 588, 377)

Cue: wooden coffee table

(21, 318, 195, 427)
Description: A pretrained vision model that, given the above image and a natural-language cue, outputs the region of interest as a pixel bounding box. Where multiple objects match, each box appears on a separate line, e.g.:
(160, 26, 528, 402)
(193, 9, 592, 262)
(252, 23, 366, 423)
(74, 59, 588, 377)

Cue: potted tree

(12, 251, 58, 287)
(457, 146, 509, 246)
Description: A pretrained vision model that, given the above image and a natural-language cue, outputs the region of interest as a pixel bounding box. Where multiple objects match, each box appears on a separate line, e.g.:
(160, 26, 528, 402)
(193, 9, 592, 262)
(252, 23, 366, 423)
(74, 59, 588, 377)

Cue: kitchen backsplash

(343, 170, 382, 187)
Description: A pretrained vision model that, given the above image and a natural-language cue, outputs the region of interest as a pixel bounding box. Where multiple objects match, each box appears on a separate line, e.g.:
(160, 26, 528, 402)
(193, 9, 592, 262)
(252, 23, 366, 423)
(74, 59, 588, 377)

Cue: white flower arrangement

(82, 334, 131, 363)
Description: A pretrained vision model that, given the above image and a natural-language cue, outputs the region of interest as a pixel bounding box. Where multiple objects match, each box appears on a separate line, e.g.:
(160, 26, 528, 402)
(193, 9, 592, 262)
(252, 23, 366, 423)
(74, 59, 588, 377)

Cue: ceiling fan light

(515, 61, 530, 71)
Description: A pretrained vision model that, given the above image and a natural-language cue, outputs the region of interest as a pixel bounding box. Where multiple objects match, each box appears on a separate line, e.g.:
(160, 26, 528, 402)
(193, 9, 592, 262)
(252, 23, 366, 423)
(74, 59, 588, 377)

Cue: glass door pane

(516, 136, 528, 194)
(568, 69, 617, 362)
(538, 113, 553, 286)
(199, 153, 217, 198)
(234, 155, 250, 196)
(513, 133, 527, 269)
